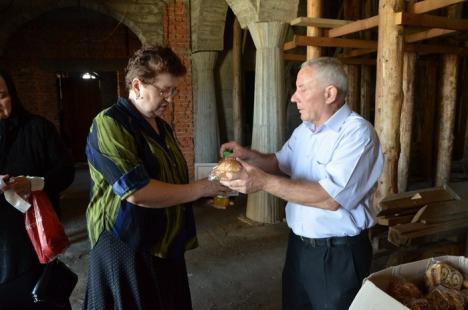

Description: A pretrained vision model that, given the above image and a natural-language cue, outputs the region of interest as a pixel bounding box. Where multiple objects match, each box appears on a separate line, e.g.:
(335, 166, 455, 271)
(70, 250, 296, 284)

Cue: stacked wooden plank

(388, 200, 468, 246)
(374, 184, 468, 247)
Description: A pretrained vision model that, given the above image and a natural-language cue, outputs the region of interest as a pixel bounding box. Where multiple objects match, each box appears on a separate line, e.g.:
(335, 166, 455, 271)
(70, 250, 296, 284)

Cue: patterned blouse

(85, 97, 197, 258)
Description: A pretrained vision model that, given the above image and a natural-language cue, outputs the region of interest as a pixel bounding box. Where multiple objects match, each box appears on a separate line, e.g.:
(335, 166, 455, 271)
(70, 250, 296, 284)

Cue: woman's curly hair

(125, 45, 186, 90)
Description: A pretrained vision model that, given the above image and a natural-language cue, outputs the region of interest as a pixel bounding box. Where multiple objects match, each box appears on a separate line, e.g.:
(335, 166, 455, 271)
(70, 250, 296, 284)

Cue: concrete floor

(60, 166, 288, 310)
(60, 161, 468, 310)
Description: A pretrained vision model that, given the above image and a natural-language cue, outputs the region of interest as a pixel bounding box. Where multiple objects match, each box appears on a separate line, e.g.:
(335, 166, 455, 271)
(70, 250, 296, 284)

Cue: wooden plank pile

(373, 185, 468, 247)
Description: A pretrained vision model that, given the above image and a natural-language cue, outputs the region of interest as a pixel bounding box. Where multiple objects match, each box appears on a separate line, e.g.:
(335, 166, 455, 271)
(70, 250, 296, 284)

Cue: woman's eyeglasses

(148, 84, 178, 98)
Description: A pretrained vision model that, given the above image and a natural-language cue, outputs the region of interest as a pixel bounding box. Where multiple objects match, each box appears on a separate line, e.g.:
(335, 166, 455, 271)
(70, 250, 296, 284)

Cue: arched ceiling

(190, 0, 229, 52)
(0, 0, 167, 55)
(190, 0, 299, 53)
(226, 0, 299, 29)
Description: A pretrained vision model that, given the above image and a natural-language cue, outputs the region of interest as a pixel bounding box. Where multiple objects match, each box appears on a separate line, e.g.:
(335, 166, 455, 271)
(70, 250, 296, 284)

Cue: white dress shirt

(276, 104, 383, 238)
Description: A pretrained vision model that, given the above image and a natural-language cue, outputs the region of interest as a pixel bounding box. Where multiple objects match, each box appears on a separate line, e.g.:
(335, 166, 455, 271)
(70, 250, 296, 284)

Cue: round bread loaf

(209, 158, 242, 181)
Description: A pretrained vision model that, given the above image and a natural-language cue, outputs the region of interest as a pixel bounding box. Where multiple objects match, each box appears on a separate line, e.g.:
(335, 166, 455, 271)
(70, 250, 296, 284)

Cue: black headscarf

(0, 68, 28, 157)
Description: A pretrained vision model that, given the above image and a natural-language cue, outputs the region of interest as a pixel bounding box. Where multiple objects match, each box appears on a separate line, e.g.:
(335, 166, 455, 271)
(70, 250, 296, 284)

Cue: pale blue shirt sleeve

(275, 125, 301, 176)
(318, 123, 383, 210)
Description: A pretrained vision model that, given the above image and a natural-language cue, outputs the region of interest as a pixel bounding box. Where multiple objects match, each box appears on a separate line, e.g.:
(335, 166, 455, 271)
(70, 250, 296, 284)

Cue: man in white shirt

(220, 57, 383, 309)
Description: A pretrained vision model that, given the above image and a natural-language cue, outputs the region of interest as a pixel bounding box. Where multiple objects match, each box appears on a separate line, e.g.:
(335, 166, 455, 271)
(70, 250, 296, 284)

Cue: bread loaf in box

(406, 298, 431, 310)
(426, 285, 464, 310)
(388, 278, 423, 304)
(425, 262, 464, 290)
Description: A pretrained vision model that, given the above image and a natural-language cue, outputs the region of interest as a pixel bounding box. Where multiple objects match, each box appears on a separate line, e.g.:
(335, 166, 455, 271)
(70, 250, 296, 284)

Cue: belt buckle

(300, 235, 316, 247)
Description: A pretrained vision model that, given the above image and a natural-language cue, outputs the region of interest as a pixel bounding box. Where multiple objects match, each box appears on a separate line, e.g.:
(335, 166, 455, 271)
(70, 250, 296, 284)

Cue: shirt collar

(304, 103, 352, 133)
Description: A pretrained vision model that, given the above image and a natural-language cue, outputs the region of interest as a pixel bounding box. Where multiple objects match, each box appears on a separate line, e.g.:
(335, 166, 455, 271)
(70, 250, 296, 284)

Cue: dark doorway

(58, 73, 105, 162)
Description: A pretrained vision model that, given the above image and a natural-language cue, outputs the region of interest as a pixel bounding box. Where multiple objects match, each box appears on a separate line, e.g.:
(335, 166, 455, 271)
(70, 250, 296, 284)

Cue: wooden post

(192, 51, 220, 163)
(435, 5, 461, 186)
(398, 52, 417, 192)
(360, 0, 375, 121)
(246, 21, 288, 223)
(435, 54, 459, 186)
(232, 17, 243, 144)
(453, 56, 468, 159)
(344, 65, 360, 112)
(360, 65, 373, 120)
(462, 56, 468, 159)
(307, 0, 322, 60)
(343, 0, 361, 113)
(374, 0, 405, 203)
(420, 59, 438, 181)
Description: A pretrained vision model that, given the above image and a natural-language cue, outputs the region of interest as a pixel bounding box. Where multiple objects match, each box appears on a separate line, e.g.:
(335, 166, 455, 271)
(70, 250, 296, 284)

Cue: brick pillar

(164, 0, 194, 179)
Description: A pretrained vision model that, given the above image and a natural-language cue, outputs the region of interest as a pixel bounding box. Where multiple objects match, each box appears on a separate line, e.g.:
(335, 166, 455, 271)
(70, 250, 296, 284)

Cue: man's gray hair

(301, 57, 348, 98)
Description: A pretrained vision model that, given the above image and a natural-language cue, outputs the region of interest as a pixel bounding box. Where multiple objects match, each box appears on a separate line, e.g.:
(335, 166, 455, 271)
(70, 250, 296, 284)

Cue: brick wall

(164, 0, 195, 179)
(0, 3, 196, 178)
(0, 8, 140, 128)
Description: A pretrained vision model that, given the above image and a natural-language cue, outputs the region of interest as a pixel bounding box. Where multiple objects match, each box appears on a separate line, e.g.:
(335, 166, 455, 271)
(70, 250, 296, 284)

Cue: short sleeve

(318, 124, 383, 210)
(86, 113, 150, 199)
(276, 126, 301, 176)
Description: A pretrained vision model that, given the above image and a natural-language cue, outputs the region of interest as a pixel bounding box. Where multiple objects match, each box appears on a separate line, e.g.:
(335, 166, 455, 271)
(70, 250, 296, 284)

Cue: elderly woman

(84, 46, 226, 309)
(0, 68, 75, 309)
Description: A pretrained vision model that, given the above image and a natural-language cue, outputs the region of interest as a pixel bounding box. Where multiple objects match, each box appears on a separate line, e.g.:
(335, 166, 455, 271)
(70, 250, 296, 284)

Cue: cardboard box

(349, 256, 468, 310)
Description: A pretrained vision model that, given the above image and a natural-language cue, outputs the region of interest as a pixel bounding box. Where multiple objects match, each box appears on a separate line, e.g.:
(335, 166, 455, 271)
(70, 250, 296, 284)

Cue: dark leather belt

(294, 229, 368, 248)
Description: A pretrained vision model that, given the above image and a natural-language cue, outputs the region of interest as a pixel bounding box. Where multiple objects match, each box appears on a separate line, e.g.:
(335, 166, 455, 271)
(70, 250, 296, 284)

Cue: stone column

(192, 51, 219, 163)
(246, 21, 288, 224)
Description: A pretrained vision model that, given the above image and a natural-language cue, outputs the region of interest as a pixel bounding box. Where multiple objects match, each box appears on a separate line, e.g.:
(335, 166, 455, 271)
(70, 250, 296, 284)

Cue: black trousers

(282, 230, 372, 310)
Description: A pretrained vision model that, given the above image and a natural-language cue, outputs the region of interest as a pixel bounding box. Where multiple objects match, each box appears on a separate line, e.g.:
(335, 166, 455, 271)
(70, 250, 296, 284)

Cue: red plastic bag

(25, 191, 70, 264)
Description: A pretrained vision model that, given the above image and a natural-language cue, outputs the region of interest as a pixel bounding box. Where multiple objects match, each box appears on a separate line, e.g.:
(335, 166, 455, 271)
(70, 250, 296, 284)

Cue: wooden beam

(283, 40, 297, 51)
(404, 28, 456, 43)
(294, 35, 378, 49)
(416, 200, 468, 224)
(377, 214, 414, 226)
(329, 15, 379, 38)
(282, 53, 376, 65)
(335, 44, 468, 57)
(290, 17, 351, 28)
(339, 48, 377, 58)
(283, 53, 306, 62)
(377, 186, 459, 216)
(388, 218, 468, 246)
(340, 58, 376, 65)
(395, 12, 468, 32)
(408, 0, 467, 14)
(405, 43, 468, 55)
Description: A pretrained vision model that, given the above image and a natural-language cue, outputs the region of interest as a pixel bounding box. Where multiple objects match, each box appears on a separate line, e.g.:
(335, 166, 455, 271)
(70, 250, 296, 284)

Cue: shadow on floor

(60, 165, 287, 310)
(60, 162, 468, 309)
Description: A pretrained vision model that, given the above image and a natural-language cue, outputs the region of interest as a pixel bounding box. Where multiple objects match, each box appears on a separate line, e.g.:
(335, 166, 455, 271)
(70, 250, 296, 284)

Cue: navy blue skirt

(84, 231, 192, 310)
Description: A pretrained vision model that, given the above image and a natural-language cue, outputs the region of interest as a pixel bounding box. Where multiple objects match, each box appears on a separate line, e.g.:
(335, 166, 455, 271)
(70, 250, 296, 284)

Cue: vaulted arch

(0, 0, 167, 55)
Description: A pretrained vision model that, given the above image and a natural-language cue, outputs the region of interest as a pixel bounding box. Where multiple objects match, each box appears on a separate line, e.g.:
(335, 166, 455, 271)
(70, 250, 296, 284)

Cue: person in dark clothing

(0, 68, 75, 309)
